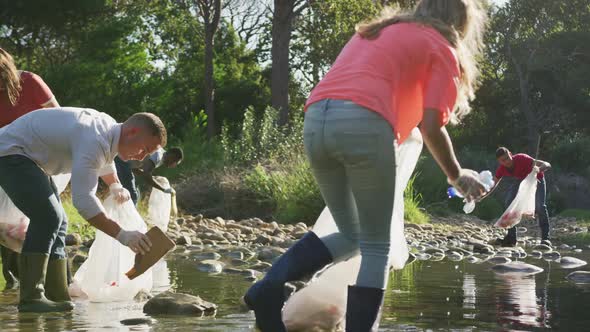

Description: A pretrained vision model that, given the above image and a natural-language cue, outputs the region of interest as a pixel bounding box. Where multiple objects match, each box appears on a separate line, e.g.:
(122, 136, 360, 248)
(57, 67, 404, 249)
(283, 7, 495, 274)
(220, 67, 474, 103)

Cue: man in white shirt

(0, 107, 167, 313)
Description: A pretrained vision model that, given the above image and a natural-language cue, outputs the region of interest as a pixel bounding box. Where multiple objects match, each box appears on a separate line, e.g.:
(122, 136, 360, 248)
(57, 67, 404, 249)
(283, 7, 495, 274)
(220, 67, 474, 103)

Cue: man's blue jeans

(0, 155, 67, 259)
(114, 156, 139, 205)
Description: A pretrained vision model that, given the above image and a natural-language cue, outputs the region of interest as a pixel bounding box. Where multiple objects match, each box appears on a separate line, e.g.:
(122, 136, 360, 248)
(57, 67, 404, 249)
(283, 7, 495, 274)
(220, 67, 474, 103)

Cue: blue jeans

(304, 99, 396, 289)
(0, 155, 67, 259)
(505, 177, 550, 241)
(115, 156, 139, 205)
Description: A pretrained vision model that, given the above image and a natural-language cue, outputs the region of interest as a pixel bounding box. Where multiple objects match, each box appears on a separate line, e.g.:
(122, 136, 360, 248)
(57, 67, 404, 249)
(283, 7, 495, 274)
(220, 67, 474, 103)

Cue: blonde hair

(0, 48, 22, 106)
(125, 112, 168, 147)
(356, 0, 488, 121)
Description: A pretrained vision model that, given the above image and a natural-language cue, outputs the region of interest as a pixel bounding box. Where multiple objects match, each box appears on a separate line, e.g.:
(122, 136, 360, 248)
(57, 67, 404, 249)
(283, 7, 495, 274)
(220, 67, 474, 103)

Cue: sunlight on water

(1, 247, 590, 331)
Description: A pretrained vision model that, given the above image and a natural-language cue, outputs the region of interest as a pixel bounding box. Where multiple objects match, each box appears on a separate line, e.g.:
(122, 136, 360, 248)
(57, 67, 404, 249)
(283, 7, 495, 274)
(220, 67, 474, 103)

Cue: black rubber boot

(345, 285, 385, 332)
(244, 232, 333, 332)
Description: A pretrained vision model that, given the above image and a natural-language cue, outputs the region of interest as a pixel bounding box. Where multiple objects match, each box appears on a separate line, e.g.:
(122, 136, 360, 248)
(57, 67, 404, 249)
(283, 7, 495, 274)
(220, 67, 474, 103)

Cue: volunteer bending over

(0, 107, 166, 312)
(244, 1, 489, 331)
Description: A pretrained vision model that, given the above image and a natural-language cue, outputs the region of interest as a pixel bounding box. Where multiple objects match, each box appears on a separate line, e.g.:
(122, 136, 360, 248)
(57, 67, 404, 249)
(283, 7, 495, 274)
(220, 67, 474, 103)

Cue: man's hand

(116, 230, 152, 254)
(448, 169, 487, 202)
(109, 183, 131, 204)
(163, 187, 175, 195)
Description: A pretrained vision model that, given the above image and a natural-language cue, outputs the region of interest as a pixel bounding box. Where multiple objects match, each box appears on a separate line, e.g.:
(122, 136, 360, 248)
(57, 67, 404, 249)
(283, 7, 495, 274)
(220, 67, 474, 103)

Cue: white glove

(448, 169, 487, 202)
(109, 183, 131, 204)
(116, 229, 152, 254)
(533, 166, 540, 173)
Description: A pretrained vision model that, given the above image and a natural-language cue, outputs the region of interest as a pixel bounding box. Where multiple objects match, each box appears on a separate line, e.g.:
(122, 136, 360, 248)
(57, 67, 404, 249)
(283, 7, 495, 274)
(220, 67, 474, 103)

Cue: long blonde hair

(0, 48, 22, 106)
(356, 0, 488, 121)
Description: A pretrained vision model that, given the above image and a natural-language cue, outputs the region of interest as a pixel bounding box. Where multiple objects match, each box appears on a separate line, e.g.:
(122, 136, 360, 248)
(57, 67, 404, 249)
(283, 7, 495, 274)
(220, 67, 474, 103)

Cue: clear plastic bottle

(448, 170, 495, 214)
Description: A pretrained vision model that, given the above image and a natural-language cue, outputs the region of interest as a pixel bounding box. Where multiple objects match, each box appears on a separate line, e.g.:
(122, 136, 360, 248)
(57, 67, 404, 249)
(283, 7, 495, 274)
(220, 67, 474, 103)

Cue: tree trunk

(198, 0, 221, 139)
(204, 25, 216, 139)
(272, 0, 295, 126)
(514, 60, 539, 155)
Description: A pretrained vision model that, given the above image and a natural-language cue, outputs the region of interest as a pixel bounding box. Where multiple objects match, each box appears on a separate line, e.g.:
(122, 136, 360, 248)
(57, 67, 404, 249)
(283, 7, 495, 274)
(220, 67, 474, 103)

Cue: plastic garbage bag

(69, 196, 153, 302)
(447, 171, 494, 214)
(494, 168, 538, 228)
(0, 173, 71, 252)
(147, 176, 172, 232)
(152, 260, 171, 292)
(283, 128, 424, 331)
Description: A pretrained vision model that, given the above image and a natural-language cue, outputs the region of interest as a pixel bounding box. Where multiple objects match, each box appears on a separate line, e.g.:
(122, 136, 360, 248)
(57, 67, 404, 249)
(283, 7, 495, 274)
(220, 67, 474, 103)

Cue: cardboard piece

(126, 226, 176, 280)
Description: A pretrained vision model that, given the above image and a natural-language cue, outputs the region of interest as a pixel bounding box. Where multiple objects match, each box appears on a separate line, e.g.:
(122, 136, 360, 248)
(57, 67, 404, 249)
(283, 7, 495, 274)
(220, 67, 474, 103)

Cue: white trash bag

(494, 168, 538, 229)
(283, 128, 424, 331)
(69, 196, 153, 302)
(147, 176, 172, 232)
(0, 173, 71, 252)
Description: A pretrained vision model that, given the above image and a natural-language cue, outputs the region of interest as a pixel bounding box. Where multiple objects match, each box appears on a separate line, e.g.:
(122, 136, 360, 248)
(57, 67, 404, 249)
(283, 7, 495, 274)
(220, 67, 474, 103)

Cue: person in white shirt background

(0, 107, 166, 313)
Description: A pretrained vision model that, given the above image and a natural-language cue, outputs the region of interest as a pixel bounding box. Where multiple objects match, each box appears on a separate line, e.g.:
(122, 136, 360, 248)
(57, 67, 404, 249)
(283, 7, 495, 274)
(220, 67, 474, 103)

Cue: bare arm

(87, 213, 122, 238)
(132, 168, 168, 192)
(41, 96, 60, 108)
(419, 109, 461, 181)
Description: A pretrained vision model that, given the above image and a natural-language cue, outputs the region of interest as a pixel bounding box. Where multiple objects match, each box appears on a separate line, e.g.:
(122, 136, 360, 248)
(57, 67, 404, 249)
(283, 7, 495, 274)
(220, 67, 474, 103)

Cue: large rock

(559, 257, 587, 269)
(143, 291, 217, 316)
(197, 260, 224, 273)
(566, 271, 590, 283)
(65, 233, 82, 246)
(176, 235, 192, 246)
(194, 252, 221, 260)
(491, 262, 543, 276)
(257, 247, 286, 262)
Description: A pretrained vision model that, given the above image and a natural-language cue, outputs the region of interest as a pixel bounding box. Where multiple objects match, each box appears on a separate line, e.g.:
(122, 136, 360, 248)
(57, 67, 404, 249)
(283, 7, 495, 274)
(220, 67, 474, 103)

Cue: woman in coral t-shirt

(0, 47, 60, 289)
(245, 1, 489, 331)
(0, 48, 60, 128)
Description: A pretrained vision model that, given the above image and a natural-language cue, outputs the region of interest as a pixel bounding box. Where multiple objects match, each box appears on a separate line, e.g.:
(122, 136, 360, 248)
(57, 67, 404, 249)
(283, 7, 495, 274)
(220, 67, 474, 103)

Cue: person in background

(114, 147, 183, 205)
(493, 147, 552, 247)
(0, 108, 166, 312)
(0, 47, 60, 289)
(244, 0, 488, 331)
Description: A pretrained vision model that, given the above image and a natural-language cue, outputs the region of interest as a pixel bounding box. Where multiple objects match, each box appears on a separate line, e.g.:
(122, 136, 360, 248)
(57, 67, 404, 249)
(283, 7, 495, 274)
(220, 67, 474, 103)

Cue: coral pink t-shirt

(0, 71, 54, 128)
(305, 22, 460, 143)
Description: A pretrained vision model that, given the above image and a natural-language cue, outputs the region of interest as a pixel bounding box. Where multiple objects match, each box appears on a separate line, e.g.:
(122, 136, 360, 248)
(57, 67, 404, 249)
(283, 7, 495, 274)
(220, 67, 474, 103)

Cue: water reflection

(493, 273, 549, 329)
(0, 249, 590, 331)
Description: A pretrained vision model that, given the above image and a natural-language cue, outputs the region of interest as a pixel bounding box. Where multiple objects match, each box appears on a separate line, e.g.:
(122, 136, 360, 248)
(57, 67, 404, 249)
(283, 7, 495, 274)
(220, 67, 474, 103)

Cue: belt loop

(324, 99, 330, 111)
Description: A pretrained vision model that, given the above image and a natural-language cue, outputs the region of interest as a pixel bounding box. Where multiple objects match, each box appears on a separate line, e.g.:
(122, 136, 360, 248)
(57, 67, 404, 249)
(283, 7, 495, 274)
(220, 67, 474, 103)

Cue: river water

(1, 247, 589, 331)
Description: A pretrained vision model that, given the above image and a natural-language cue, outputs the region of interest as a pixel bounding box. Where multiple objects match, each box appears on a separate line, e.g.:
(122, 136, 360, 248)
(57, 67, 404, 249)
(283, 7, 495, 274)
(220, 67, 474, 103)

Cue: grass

(61, 192, 151, 241)
(558, 209, 590, 224)
(557, 233, 590, 247)
(62, 197, 95, 240)
(0, 260, 4, 289)
(404, 176, 430, 224)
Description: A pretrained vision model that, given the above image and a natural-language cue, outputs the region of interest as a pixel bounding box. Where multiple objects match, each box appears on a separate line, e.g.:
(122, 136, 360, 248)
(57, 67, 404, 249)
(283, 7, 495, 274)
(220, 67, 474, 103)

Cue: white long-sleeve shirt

(0, 107, 121, 219)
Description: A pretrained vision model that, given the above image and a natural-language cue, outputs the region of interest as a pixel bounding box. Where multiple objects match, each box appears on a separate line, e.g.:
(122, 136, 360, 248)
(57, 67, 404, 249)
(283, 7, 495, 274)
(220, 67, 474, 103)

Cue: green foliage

(412, 155, 448, 204)
(244, 156, 323, 224)
(547, 135, 590, 176)
(158, 111, 224, 182)
(471, 197, 504, 221)
(221, 106, 303, 166)
(62, 197, 95, 240)
(404, 176, 430, 224)
(558, 209, 590, 224)
(557, 233, 590, 247)
(292, 0, 381, 86)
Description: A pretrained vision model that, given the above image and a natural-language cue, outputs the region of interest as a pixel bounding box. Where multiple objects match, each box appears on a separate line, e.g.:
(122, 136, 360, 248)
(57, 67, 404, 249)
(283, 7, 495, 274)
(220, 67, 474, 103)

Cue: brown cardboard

(125, 226, 176, 280)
